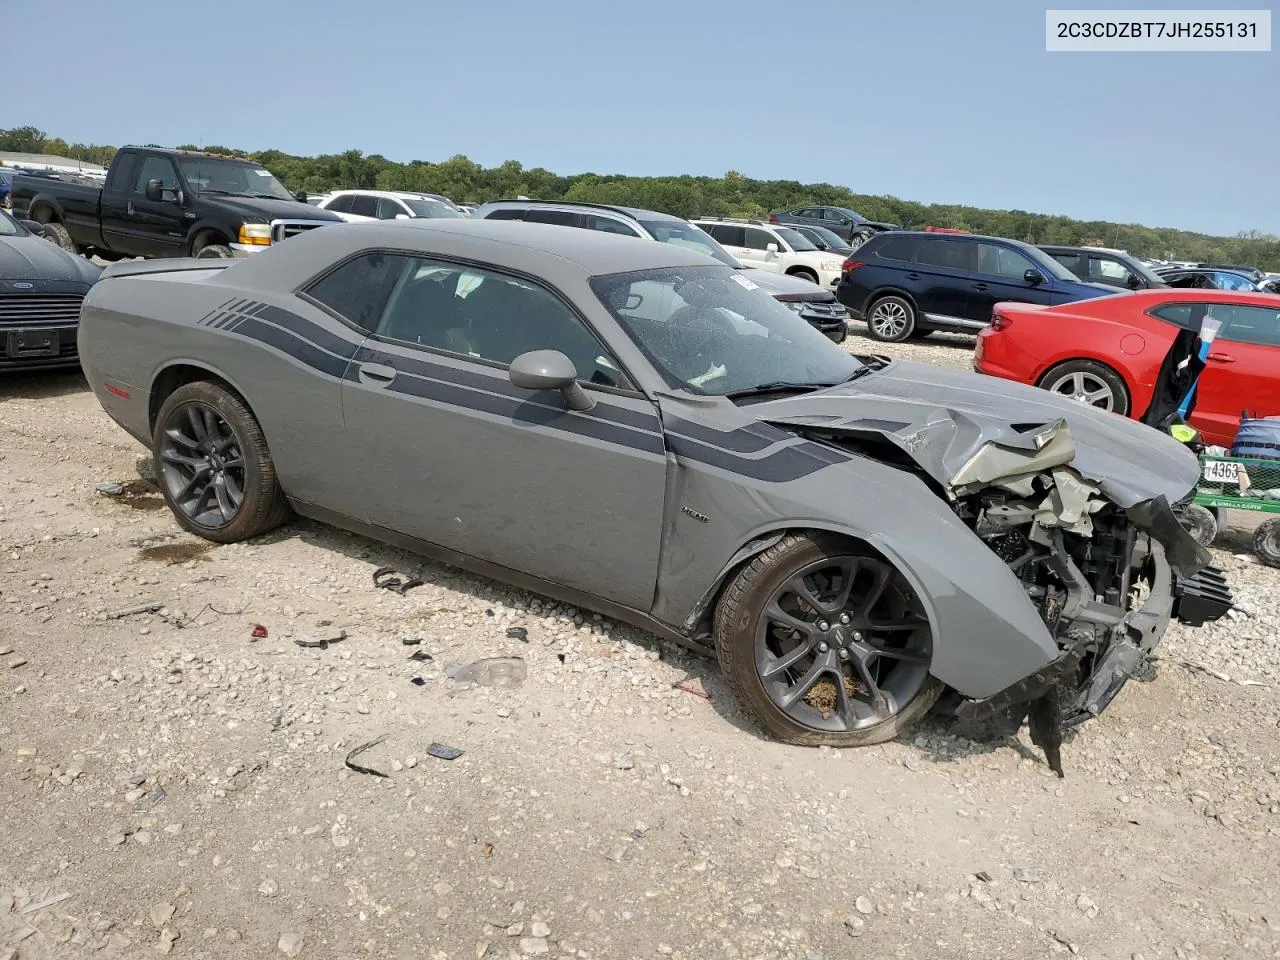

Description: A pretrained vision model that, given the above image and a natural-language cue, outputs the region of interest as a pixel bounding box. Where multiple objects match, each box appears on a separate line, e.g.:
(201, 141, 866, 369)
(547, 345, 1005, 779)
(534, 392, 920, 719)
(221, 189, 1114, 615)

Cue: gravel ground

(2, 326, 1279, 960)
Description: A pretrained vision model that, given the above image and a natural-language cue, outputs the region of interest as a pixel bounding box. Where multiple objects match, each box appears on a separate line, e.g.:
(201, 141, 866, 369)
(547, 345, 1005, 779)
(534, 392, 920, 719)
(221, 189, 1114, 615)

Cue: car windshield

(775, 227, 818, 251)
(404, 198, 466, 218)
(834, 208, 867, 223)
(178, 159, 296, 201)
(1127, 258, 1168, 285)
(637, 220, 740, 267)
(0, 210, 22, 236)
(799, 225, 851, 250)
(590, 265, 862, 396)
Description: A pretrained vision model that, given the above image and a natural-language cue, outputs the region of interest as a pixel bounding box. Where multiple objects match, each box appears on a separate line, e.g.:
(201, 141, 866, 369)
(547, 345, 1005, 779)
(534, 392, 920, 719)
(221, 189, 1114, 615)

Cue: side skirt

(288, 499, 714, 657)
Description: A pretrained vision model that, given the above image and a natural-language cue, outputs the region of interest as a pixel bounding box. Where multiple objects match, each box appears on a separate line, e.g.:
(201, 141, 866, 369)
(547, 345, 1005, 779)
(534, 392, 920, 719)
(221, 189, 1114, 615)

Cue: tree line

(4, 125, 1277, 269)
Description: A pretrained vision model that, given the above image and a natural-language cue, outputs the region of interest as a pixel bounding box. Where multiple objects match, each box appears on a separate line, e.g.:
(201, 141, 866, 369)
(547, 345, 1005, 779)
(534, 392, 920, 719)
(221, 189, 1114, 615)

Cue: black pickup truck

(11, 146, 342, 260)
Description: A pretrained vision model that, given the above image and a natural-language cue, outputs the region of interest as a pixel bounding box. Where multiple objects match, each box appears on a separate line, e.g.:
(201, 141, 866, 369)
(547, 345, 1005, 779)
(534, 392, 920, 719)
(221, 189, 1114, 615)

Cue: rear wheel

(42, 222, 77, 254)
(1038, 360, 1130, 416)
(1254, 518, 1280, 568)
(865, 295, 916, 342)
(715, 533, 942, 747)
(847, 231, 873, 252)
(152, 382, 291, 543)
(1180, 504, 1218, 546)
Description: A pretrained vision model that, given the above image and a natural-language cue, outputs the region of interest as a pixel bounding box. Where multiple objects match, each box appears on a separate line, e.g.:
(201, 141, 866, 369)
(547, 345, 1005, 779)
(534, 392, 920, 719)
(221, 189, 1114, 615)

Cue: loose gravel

(1, 326, 1277, 960)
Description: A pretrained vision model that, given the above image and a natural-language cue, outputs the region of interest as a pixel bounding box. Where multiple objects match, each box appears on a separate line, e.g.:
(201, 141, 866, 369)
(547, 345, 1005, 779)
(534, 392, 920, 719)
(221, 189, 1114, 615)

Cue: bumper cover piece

(1173, 564, 1232, 627)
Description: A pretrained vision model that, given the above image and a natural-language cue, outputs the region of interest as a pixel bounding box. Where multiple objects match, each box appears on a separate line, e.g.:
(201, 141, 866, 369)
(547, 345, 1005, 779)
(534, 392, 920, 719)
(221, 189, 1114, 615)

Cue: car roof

(122, 146, 261, 164)
(476, 199, 684, 224)
(329, 189, 451, 201)
(874, 230, 1037, 251)
(231, 218, 723, 289)
(1039, 245, 1135, 258)
(1086, 288, 1280, 307)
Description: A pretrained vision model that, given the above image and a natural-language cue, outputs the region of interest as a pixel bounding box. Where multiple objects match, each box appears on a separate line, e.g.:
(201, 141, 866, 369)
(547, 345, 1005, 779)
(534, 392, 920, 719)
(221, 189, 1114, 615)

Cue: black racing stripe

(232, 316, 352, 379)
(667, 434, 846, 482)
(255, 304, 361, 361)
(357, 345, 661, 434)
(388, 373, 665, 456)
(664, 416, 789, 454)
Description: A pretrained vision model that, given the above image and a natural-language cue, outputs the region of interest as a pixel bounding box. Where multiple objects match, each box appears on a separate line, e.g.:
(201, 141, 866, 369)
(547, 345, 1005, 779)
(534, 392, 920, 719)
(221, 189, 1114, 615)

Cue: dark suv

(770, 206, 899, 250)
(836, 232, 1117, 342)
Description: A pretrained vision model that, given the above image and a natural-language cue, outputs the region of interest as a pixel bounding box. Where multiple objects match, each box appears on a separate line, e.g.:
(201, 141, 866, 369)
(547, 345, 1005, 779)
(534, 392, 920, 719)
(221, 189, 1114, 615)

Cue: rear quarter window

(873, 235, 919, 262)
(483, 208, 527, 221)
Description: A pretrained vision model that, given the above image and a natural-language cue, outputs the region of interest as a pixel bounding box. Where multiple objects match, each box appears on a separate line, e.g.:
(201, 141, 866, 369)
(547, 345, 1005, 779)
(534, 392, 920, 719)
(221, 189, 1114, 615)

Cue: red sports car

(974, 289, 1280, 448)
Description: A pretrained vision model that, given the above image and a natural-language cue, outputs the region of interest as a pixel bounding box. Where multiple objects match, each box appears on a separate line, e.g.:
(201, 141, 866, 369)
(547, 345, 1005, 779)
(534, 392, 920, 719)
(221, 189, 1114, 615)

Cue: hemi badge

(105, 384, 130, 399)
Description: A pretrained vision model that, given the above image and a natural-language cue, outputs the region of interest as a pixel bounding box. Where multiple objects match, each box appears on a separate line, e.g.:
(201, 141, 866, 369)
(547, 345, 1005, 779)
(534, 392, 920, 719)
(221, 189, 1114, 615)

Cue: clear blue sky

(16, 0, 1278, 237)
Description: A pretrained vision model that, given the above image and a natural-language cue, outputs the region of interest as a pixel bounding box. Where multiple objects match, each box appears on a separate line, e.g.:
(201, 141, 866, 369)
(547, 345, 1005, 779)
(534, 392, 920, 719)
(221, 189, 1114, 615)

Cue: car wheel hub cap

(754, 555, 932, 733)
(1049, 371, 1114, 411)
(159, 402, 247, 529)
(871, 303, 907, 336)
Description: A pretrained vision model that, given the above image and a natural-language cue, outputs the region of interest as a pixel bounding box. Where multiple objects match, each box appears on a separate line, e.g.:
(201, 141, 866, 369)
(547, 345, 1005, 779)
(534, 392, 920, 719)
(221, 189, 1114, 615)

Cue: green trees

(2, 127, 1275, 268)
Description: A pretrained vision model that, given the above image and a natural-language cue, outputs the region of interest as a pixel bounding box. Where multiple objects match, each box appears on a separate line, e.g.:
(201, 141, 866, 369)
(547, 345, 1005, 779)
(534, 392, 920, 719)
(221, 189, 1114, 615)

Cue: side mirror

(394, 213, 410, 220)
(145, 178, 164, 202)
(294, 192, 308, 203)
(1126, 272, 1142, 289)
(1023, 267, 1045, 285)
(509, 349, 595, 412)
(19, 219, 45, 236)
(766, 242, 779, 254)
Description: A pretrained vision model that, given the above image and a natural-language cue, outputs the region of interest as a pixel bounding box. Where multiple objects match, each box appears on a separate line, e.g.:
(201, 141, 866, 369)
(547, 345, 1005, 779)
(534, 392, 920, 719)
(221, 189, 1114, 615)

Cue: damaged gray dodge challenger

(78, 219, 1231, 774)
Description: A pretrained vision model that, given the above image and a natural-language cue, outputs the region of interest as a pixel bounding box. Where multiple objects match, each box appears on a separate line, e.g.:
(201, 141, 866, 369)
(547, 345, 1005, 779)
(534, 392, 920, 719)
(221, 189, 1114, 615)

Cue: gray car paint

(78, 218, 1204, 702)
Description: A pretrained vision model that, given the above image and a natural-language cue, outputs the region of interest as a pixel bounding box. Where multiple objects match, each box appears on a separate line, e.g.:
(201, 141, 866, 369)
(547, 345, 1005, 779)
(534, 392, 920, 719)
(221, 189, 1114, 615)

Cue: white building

(0, 152, 107, 179)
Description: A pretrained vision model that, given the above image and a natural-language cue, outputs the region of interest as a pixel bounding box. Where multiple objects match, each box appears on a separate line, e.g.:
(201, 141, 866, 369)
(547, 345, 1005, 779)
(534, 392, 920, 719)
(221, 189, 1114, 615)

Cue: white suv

(693, 218, 845, 288)
(316, 190, 465, 222)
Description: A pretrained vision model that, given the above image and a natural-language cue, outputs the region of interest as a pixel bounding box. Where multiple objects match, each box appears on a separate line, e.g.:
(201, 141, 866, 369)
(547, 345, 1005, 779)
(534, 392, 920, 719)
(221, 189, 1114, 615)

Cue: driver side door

(337, 253, 668, 610)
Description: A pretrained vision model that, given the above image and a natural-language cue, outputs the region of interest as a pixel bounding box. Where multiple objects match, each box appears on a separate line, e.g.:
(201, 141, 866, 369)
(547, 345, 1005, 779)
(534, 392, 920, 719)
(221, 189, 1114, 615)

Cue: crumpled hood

(754, 359, 1200, 508)
(0, 234, 99, 284)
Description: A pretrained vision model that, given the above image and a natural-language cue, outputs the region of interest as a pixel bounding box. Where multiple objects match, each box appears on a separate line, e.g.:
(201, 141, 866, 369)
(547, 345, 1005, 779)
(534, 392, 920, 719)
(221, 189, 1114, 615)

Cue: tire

(788, 268, 819, 285)
(152, 381, 292, 544)
(42, 222, 77, 254)
(1037, 360, 1130, 416)
(865, 295, 916, 342)
(847, 231, 873, 252)
(714, 533, 943, 747)
(194, 243, 234, 259)
(1254, 518, 1280, 568)
(1180, 504, 1218, 546)
(831, 326, 848, 344)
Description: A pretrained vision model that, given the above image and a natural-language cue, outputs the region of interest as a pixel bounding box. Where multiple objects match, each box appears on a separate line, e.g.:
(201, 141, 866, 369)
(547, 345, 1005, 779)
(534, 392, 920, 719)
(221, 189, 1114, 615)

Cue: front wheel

(42, 222, 78, 254)
(715, 533, 942, 747)
(152, 381, 291, 543)
(194, 244, 235, 259)
(865, 295, 916, 342)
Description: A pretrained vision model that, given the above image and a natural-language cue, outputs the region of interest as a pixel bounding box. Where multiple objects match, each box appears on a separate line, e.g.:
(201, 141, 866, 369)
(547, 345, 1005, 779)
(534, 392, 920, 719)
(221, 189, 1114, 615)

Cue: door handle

(973, 283, 989, 291)
(1207, 354, 1235, 363)
(357, 361, 397, 383)
(127, 201, 135, 215)
(905, 273, 921, 280)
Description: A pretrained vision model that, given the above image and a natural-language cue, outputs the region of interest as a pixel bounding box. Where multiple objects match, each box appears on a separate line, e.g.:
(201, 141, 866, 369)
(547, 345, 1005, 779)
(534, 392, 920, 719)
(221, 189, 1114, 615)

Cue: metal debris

(373, 566, 424, 595)
(250, 624, 269, 639)
(505, 627, 529, 642)
(344, 735, 391, 778)
(294, 629, 347, 650)
(426, 742, 464, 761)
(408, 650, 433, 662)
(105, 601, 168, 620)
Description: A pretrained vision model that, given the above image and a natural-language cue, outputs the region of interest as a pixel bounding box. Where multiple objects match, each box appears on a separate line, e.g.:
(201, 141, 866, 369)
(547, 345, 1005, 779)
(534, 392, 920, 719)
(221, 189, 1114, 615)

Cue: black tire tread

(1253, 518, 1280, 568)
(714, 532, 942, 747)
(194, 243, 234, 259)
(152, 381, 291, 544)
(42, 221, 77, 254)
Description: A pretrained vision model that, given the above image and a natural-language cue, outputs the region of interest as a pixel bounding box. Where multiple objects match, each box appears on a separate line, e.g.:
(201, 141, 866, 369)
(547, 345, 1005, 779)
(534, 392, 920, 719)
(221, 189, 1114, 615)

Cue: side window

(525, 209, 583, 227)
(373, 258, 630, 388)
(1150, 302, 1207, 331)
(349, 195, 379, 218)
(483, 208, 526, 221)
(1214, 272, 1254, 291)
(743, 228, 777, 251)
(917, 238, 974, 271)
(304, 252, 407, 331)
(376, 197, 406, 219)
(133, 155, 179, 195)
(976, 242, 1035, 280)
(1050, 252, 1087, 277)
(823, 209, 849, 224)
(585, 215, 640, 237)
(1087, 255, 1129, 282)
(1216, 304, 1280, 346)
(326, 194, 354, 213)
(710, 224, 746, 246)
(874, 236, 919, 261)
(110, 152, 140, 192)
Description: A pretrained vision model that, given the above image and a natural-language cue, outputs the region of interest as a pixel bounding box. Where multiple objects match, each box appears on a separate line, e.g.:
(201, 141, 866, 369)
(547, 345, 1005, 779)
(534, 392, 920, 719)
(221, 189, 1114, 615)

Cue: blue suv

(836, 231, 1117, 342)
